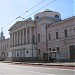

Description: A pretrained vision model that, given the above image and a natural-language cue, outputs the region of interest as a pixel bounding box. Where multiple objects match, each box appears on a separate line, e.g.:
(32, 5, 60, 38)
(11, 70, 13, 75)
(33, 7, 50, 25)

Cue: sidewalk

(2, 61, 75, 67)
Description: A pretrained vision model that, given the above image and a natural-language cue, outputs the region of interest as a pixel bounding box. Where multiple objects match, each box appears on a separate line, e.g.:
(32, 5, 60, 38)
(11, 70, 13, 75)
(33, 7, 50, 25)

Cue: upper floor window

(38, 34, 40, 42)
(32, 35, 35, 43)
(7, 44, 8, 48)
(26, 51, 29, 54)
(35, 16, 39, 19)
(56, 32, 59, 39)
(74, 27, 75, 32)
(64, 29, 68, 37)
(53, 49, 55, 51)
(55, 15, 59, 18)
(48, 34, 51, 40)
(57, 47, 59, 52)
(1, 45, 2, 49)
(38, 49, 40, 55)
(49, 48, 51, 51)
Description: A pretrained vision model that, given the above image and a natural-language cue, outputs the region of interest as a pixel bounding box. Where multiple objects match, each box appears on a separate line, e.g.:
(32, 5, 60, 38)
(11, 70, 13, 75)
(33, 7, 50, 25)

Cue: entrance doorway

(43, 51, 57, 62)
(69, 45, 75, 59)
(43, 53, 48, 61)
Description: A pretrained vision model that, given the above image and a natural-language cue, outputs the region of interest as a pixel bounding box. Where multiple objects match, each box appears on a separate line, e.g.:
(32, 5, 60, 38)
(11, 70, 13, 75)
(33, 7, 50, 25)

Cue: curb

(1, 61, 75, 67)
(25, 63, 75, 67)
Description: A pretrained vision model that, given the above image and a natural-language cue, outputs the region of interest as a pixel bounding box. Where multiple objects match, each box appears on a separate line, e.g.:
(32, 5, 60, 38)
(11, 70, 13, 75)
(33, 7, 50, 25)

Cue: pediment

(9, 20, 34, 32)
(9, 21, 24, 31)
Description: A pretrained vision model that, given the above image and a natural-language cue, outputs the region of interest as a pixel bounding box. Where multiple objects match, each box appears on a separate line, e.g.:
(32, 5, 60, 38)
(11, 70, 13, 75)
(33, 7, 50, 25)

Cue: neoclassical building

(0, 31, 10, 60)
(46, 16, 75, 60)
(8, 9, 75, 61)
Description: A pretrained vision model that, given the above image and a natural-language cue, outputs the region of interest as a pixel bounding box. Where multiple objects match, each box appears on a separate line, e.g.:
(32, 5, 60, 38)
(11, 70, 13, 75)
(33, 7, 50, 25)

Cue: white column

(24, 28, 26, 44)
(12, 33, 14, 47)
(21, 29, 24, 45)
(10, 34, 12, 47)
(17, 31, 19, 45)
(22, 29, 24, 45)
(19, 30, 21, 45)
(14, 33, 16, 46)
(29, 27, 32, 44)
(13, 33, 15, 47)
(18, 31, 20, 45)
(16, 31, 18, 46)
(15, 32, 17, 46)
(21, 30, 22, 45)
(10, 34, 11, 47)
(26, 28, 28, 44)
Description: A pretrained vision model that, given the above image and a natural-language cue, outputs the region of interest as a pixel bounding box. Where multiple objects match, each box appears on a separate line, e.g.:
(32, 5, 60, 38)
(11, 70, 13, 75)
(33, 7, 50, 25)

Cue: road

(0, 62, 75, 75)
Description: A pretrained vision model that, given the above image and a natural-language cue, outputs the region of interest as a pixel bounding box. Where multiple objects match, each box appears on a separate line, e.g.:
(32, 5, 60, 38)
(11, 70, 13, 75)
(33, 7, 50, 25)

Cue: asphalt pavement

(0, 62, 75, 75)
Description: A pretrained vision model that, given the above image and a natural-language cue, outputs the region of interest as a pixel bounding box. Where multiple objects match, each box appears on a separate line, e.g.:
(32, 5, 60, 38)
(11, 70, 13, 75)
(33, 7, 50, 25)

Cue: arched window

(55, 15, 59, 18)
(26, 51, 29, 53)
(35, 16, 39, 19)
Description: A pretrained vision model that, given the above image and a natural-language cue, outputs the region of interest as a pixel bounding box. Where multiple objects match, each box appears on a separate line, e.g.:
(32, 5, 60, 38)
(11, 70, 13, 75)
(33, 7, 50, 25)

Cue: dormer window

(35, 16, 39, 19)
(55, 15, 59, 18)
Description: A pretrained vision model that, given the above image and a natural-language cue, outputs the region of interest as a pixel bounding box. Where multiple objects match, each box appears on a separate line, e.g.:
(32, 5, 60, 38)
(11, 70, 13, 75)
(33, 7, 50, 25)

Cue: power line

(1, 0, 45, 29)
(20, 0, 45, 17)
(16, 0, 45, 19)
(1, 0, 57, 32)
(0, 0, 57, 38)
(3, 19, 17, 28)
(25, 0, 56, 19)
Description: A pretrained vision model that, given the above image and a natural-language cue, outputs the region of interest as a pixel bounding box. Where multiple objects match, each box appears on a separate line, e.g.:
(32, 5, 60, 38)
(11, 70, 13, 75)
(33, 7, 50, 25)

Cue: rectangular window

(53, 49, 55, 51)
(48, 34, 51, 40)
(49, 48, 51, 51)
(38, 49, 40, 55)
(74, 27, 75, 32)
(32, 35, 35, 43)
(5, 45, 6, 49)
(38, 34, 40, 42)
(56, 32, 59, 39)
(7, 44, 8, 48)
(1, 45, 2, 49)
(64, 29, 68, 37)
(57, 47, 59, 52)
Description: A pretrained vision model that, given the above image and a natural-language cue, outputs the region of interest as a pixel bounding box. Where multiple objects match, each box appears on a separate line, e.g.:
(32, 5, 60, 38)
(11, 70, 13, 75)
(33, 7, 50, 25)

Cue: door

(43, 53, 48, 61)
(69, 45, 75, 59)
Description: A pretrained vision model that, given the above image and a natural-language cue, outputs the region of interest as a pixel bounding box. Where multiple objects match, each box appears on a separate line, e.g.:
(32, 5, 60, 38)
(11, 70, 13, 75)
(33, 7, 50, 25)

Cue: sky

(0, 0, 74, 38)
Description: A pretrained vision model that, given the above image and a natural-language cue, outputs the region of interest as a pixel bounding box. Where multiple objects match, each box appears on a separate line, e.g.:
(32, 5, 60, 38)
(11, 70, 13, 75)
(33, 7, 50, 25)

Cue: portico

(9, 21, 37, 61)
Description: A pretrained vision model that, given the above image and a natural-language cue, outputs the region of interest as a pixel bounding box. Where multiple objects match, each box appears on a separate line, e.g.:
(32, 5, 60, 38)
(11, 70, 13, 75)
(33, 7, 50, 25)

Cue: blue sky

(0, 0, 74, 38)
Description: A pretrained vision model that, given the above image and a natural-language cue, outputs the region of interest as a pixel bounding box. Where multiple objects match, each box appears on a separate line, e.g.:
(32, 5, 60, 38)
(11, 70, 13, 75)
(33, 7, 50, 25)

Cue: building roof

(47, 16, 75, 27)
(43, 9, 53, 12)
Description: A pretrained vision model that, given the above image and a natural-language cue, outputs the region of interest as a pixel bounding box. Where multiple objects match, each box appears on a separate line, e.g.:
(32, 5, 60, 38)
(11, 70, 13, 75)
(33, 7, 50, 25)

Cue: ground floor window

(38, 49, 40, 55)
(49, 48, 51, 51)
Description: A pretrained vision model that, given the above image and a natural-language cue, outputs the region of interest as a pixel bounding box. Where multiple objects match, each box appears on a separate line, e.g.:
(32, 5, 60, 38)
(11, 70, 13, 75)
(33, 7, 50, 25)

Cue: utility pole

(34, 21, 38, 60)
(45, 25, 48, 61)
